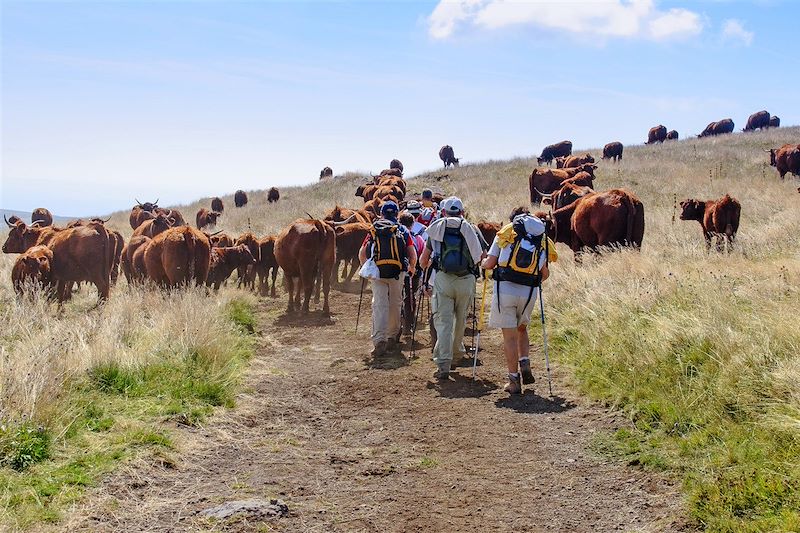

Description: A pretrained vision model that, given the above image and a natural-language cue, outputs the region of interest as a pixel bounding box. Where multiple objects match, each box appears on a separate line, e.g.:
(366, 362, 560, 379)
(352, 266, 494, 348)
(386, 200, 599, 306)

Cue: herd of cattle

(3, 112, 798, 311)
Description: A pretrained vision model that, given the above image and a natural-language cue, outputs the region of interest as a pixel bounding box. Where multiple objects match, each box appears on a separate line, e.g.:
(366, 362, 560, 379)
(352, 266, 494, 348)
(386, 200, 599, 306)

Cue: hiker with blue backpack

(419, 197, 485, 381)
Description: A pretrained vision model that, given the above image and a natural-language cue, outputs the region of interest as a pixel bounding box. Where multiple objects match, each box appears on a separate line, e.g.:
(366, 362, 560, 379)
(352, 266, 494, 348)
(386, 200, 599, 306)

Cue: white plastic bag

(359, 258, 380, 280)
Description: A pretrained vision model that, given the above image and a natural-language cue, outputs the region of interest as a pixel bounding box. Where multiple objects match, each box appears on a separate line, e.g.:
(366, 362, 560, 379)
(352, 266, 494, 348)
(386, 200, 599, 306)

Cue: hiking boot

(433, 369, 450, 381)
(504, 374, 522, 394)
(371, 341, 387, 358)
(519, 359, 535, 385)
(450, 357, 467, 370)
(386, 337, 399, 354)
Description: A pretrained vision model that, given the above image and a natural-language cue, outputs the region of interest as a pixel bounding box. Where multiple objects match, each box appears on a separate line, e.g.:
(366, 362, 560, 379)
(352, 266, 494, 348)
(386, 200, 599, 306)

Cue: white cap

(442, 196, 464, 215)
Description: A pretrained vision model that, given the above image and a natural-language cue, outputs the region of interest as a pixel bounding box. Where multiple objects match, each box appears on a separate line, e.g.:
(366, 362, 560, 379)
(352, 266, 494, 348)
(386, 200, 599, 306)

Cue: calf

(255, 236, 280, 297)
(562, 153, 595, 168)
(333, 222, 370, 284)
(196, 208, 222, 230)
(121, 235, 151, 285)
(210, 232, 234, 248)
(206, 245, 257, 290)
(235, 232, 261, 290)
(767, 144, 800, 179)
(679, 194, 741, 252)
(274, 219, 335, 314)
(12, 245, 54, 297)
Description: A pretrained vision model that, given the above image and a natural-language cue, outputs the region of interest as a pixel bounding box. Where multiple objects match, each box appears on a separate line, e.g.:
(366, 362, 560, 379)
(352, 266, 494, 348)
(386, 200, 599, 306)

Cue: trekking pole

(539, 284, 553, 396)
(411, 282, 424, 358)
(472, 272, 490, 380)
(355, 277, 365, 334)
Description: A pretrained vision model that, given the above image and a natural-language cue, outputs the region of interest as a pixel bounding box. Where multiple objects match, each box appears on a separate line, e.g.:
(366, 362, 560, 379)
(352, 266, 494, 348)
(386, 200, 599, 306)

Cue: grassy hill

(1, 127, 799, 531)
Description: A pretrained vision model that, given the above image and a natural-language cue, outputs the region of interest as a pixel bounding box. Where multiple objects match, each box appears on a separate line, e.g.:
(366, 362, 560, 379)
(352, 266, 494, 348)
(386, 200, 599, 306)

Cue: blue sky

(2, 1, 798, 216)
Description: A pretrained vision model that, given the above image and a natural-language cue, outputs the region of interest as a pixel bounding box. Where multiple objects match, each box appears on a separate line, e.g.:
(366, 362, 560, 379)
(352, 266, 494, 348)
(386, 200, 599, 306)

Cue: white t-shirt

(488, 236, 547, 298)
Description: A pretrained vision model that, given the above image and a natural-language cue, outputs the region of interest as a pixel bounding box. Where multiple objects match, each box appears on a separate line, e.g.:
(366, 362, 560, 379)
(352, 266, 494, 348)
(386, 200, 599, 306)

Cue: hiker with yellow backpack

(481, 208, 558, 394)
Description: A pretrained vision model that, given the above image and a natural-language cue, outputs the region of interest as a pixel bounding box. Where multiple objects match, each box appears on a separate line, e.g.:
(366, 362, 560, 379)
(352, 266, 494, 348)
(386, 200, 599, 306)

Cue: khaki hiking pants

(371, 276, 405, 346)
(432, 272, 476, 372)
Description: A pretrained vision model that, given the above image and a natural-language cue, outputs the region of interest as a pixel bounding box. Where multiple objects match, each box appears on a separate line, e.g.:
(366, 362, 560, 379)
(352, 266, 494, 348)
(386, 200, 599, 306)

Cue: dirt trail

(58, 287, 689, 532)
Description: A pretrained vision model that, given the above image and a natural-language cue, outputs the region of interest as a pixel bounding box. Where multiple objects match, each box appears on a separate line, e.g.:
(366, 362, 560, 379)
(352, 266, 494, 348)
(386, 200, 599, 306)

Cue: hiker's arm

(419, 244, 432, 269)
(358, 242, 368, 265)
(482, 255, 498, 270)
(540, 264, 549, 282)
(406, 244, 417, 275)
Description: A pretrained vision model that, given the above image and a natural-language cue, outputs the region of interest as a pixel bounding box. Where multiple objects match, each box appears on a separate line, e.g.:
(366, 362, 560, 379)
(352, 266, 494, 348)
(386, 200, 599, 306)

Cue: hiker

(419, 197, 484, 380)
(404, 201, 428, 241)
(358, 201, 418, 357)
(420, 188, 438, 210)
(417, 206, 437, 228)
(481, 209, 557, 394)
(400, 212, 426, 335)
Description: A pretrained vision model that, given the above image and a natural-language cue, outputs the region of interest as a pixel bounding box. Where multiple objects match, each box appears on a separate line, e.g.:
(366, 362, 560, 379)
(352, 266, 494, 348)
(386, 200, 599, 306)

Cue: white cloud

(428, 0, 704, 41)
(721, 19, 753, 46)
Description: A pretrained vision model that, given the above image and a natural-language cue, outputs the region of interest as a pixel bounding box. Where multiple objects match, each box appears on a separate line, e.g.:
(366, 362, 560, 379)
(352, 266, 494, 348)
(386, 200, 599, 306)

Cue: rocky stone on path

(200, 498, 289, 520)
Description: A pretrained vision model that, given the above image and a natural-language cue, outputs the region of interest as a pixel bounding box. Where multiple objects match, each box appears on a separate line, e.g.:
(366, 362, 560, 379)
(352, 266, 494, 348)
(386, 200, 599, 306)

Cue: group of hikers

(357, 189, 558, 395)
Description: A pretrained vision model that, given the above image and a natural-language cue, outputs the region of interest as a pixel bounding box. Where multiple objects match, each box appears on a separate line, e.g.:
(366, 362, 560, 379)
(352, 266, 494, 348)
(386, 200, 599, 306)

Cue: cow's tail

(620, 192, 636, 245)
(103, 228, 114, 287)
(186, 229, 197, 287)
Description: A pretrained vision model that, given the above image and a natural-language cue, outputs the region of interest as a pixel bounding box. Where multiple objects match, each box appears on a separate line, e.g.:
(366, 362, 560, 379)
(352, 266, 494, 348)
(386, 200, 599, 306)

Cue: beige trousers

(432, 272, 476, 371)
(370, 276, 405, 346)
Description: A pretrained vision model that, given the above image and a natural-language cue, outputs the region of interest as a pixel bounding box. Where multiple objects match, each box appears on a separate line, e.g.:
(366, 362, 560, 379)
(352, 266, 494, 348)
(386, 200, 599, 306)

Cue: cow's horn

(534, 187, 553, 198)
(101, 216, 111, 223)
(331, 214, 356, 226)
(305, 212, 315, 220)
(135, 198, 142, 206)
(3, 214, 10, 227)
(207, 230, 223, 236)
(154, 198, 159, 205)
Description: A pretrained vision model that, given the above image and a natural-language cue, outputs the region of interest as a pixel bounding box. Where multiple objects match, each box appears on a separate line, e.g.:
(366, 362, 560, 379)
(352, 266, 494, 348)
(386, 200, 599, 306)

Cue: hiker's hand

(424, 284, 432, 297)
(408, 266, 416, 276)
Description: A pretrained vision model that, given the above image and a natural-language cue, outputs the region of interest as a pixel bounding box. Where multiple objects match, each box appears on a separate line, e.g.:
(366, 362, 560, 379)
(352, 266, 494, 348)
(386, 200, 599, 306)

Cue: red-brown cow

(210, 232, 234, 248)
(324, 205, 371, 225)
(332, 222, 370, 284)
(549, 182, 594, 210)
(377, 168, 403, 179)
(274, 219, 335, 314)
(374, 175, 406, 195)
(11, 245, 54, 297)
(562, 153, 595, 168)
(602, 142, 623, 162)
(121, 235, 151, 285)
(743, 110, 770, 131)
(132, 212, 174, 238)
(529, 163, 597, 203)
(646, 125, 668, 144)
(235, 232, 261, 290)
(46, 223, 114, 302)
(255, 236, 280, 297)
(129, 199, 159, 229)
(268, 187, 280, 203)
(211, 197, 224, 213)
(389, 159, 404, 173)
(666, 130, 679, 140)
(769, 115, 780, 128)
(196, 208, 221, 230)
(767, 143, 800, 179)
(206, 245, 256, 290)
(143, 226, 211, 288)
(320, 166, 333, 180)
(31, 208, 53, 227)
(439, 145, 459, 168)
(476, 221, 500, 247)
(234, 190, 248, 208)
(537, 141, 573, 165)
(679, 194, 741, 252)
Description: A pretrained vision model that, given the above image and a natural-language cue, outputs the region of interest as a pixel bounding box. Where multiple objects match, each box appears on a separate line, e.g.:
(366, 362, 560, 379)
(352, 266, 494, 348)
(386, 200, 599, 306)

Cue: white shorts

(487, 287, 539, 329)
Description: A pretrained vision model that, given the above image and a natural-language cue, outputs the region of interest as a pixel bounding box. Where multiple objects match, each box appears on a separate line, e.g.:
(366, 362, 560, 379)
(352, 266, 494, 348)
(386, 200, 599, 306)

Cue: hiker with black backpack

(481, 211, 558, 394)
(358, 201, 418, 357)
(419, 197, 485, 381)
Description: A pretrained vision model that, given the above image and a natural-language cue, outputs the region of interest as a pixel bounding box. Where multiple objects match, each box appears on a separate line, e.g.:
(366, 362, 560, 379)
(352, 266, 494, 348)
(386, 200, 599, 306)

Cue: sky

(2, 0, 798, 216)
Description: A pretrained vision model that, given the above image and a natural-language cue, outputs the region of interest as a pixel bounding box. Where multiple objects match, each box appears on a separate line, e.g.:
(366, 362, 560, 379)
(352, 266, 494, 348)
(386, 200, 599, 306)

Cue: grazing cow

(537, 141, 573, 165)
(679, 194, 741, 252)
(769, 115, 780, 128)
(743, 110, 770, 131)
(234, 190, 248, 208)
(476, 221, 500, 247)
(11, 245, 54, 297)
(210, 232, 234, 248)
(562, 153, 595, 168)
(545, 189, 645, 259)
(324, 205, 371, 225)
(767, 144, 800, 179)
(143, 226, 211, 288)
(255, 236, 280, 297)
(320, 166, 333, 180)
(698, 119, 734, 137)
(206, 245, 257, 290)
(121, 235, 151, 285)
(211, 197, 224, 213)
(439, 145, 459, 168)
(529, 164, 597, 204)
(31, 208, 53, 227)
(666, 130, 679, 141)
(332, 222, 370, 284)
(196, 208, 221, 230)
(235, 232, 261, 291)
(389, 159, 404, 174)
(646, 125, 668, 144)
(132, 212, 174, 238)
(602, 142, 624, 162)
(267, 187, 280, 203)
(274, 219, 336, 314)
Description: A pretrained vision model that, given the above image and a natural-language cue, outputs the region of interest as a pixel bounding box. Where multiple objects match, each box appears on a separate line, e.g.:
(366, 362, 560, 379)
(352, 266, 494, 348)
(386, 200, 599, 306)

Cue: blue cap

(381, 201, 399, 216)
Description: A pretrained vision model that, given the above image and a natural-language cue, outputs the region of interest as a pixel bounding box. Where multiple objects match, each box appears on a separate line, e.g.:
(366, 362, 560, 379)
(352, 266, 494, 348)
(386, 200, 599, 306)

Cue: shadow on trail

(427, 372, 498, 399)
(494, 392, 575, 414)
(364, 352, 411, 371)
(275, 310, 335, 328)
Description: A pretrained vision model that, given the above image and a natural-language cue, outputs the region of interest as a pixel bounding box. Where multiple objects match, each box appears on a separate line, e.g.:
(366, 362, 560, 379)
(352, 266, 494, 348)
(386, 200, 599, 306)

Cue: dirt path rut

(59, 288, 689, 532)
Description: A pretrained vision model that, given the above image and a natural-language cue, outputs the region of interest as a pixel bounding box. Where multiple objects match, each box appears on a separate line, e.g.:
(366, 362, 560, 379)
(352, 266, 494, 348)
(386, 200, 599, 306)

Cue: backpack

(493, 217, 545, 287)
(436, 219, 474, 276)
(370, 219, 407, 279)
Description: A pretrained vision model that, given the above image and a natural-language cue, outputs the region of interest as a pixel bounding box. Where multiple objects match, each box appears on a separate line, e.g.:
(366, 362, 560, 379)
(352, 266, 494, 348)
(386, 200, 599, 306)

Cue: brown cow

(602, 142, 623, 162)
(743, 110, 770, 131)
(153, 207, 185, 226)
(529, 164, 597, 203)
(235, 232, 261, 290)
(210, 232, 234, 248)
(389, 159, 404, 174)
(196, 208, 221, 230)
(268, 187, 280, 203)
(439, 145, 459, 168)
(143, 226, 211, 288)
(546, 189, 644, 259)
(129, 199, 159, 229)
(274, 219, 336, 314)
(45, 222, 113, 302)
(562, 153, 595, 168)
(646, 125, 667, 144)
(537, 141, 573, 165)
(374, 175, 407, 195)
(234, 190, 248, 208)
(374, 185, 404, 202)
(666, 130, 679, 141)
(324, 205, 371, 225)
(769, 115, 780, 128)
(680, 194, 741, 252)
(554, 156, 568, 168)
(121, 235, 151, 285)
(377, 168, 403, 179)
(132, 212, 174, 238)
(320, 166, 333, 180)
(698, 119, 734, 137)
(31, 208, 53, 227)
(333, 222, 370, 284)
(549, 182, 594, 210)
(211, 197, 224, 213)
(11, 245, 54, 297)
(206, 245, 256, 290)
(356, 183, 378, 201)
(476, 221, 500, 247)
(767, 144, 800, 179)
(255, 236, 280, 297)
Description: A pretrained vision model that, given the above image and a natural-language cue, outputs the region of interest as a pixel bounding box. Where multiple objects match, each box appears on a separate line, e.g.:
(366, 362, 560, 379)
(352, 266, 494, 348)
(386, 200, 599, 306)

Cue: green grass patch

(0, 297, 257, 530)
